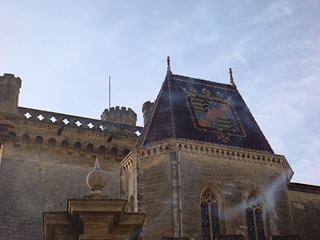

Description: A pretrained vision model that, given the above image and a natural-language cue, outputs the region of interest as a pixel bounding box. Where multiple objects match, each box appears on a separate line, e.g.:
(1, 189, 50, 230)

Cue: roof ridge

(135, 74, 172, 147)
(167, 75, 176, 138)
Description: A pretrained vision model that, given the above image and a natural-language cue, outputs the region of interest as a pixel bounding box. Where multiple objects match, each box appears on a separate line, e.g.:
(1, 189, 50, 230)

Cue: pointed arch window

(201, 188, 220, 239)
(246, 194, 265, 240)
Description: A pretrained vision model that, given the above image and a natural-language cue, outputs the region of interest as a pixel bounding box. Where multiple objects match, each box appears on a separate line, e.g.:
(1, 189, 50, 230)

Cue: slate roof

(136, 72, 273, 153)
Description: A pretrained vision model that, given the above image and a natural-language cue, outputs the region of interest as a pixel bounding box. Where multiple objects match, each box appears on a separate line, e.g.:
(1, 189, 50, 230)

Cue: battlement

(0, 73, 22, 89)
(0, 73, 22, 118)
(104, 106, 135, 112)
(101, 106, 137, 126)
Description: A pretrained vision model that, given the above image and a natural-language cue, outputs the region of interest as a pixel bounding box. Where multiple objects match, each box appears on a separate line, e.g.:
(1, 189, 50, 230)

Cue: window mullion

(208, 203, 213, 240)
(253, 209, 258, 240)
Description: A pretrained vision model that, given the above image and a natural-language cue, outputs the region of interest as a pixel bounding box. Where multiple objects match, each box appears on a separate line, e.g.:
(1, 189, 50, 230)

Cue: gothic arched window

(246, 194, 265, 240)
(201, 188, 220, 239)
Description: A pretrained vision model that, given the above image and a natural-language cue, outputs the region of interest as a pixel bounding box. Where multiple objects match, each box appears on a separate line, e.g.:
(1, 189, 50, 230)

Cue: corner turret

(101, 106, 137, 126)
(142, 101, 154, 125)
(0, 73, 22, 115)
(0, 73, 22, 143)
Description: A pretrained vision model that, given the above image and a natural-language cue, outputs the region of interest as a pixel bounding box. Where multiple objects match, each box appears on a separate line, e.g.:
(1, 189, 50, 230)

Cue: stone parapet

(101, 106, 137, 126)
(0, 107, 143, 161)
(19, 107, 141, 136)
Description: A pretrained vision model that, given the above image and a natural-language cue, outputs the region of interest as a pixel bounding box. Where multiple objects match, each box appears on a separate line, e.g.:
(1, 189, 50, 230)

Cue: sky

(1, 0, 319, 185)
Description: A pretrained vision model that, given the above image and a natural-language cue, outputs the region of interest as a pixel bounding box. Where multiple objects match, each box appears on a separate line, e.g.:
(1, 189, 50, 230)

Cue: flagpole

(109, 75, 111, 109)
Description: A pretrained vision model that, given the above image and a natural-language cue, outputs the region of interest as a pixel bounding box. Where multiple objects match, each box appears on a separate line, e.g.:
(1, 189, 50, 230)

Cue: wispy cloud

(1, 1, 320, 185)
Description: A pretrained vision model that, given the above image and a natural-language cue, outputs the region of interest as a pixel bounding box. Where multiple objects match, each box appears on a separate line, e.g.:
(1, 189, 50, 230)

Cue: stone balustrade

(18, 107, 142, 137)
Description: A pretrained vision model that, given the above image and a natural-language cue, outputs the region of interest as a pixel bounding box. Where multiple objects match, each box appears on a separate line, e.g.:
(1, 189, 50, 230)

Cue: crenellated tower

(0, 73, 22, 115)
(0, 73, 22, 143)
(101, 106, 137, 126)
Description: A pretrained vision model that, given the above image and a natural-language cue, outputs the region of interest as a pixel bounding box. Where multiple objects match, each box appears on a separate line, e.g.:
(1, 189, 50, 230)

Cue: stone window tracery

(246, 194, 265, 240)
(201, 188, 220, 240)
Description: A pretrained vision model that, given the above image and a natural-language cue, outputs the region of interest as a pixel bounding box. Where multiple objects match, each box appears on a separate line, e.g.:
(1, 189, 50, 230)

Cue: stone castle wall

(2, 73, 320, 239)
(122, 139, 295, 239)
(177, 149, 293, 239)
(0, 146, 90, 239)
(287, 183, 320, 240)
(0, 134, 138, 239)
(0, 73, 142, 239)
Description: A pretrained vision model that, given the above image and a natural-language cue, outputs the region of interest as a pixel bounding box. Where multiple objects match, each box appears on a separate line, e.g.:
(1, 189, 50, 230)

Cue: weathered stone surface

(121, 140, 297, 239)
(43, 199, 146, 240)
(1, 72, 320, 240)
(287, 183, 320, 240)
(0, 99, 139, 239)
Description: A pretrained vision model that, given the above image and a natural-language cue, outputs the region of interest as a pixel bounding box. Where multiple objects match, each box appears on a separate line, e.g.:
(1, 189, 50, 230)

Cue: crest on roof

(182, 86, 245, 143)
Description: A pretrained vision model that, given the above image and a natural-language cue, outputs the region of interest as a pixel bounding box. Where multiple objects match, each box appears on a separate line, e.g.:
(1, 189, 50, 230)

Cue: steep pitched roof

(136, 73, 273, 153)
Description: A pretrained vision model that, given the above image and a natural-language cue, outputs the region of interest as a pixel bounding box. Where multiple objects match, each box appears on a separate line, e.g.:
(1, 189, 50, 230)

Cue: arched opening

(246, 192, 266, 240)
(61, 140, 69, 154)
(123, 149, 130, 158)
(111, 147, 118, 161)
(22, 134, 30, 148)
(74, 142, 81, 156)
(35, 136, 43, 150)
(86, 144, 94, 157)
(98, 145, 106, 160)
(200, 187, 221, 239)
(48, 138, 56, 152)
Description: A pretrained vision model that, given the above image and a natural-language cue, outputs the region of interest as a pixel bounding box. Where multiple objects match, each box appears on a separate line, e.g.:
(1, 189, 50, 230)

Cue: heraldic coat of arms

(182, 86, 245, 143)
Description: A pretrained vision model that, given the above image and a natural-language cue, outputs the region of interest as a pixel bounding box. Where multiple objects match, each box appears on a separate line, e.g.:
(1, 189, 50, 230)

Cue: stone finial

(86, 157, 107, 196)
(229, 68, 236, 87)
(167, 56, 172, 74)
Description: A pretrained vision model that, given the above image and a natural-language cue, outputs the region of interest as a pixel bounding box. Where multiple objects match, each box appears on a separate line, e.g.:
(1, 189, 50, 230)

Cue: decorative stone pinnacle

(229, 67, 236, 87)
(167, 56, 172, 74)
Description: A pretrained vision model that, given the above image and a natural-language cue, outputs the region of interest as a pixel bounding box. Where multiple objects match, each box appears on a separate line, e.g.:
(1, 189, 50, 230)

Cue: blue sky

(1, 1, 319, 185)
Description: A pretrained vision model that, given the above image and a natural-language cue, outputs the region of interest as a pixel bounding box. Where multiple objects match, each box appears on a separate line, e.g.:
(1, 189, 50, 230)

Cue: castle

(0, 61, 319, 240)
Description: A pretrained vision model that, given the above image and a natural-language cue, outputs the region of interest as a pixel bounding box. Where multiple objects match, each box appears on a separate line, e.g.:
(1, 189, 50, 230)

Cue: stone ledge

(287, 182, 320, 194)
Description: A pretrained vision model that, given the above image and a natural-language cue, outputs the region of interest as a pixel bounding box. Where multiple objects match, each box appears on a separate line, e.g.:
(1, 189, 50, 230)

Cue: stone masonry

(0, 73, 141, 239)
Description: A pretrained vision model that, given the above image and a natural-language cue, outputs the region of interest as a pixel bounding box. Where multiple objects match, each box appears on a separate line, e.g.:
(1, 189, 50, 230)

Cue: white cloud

(1, 0, 320, 186)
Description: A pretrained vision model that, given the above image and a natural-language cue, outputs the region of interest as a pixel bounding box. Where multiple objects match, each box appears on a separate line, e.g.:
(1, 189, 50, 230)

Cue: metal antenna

(109, 75, 111, 109)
